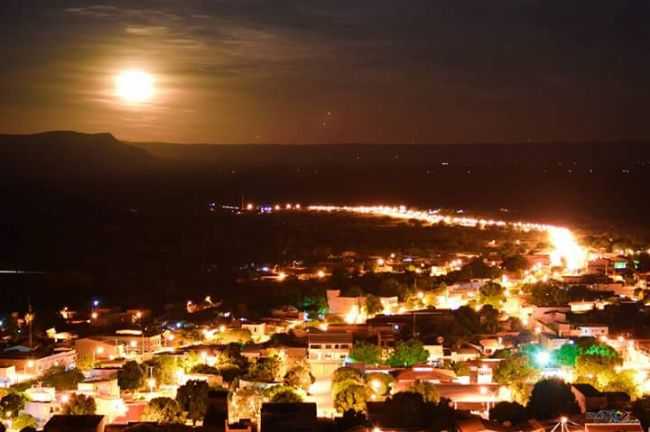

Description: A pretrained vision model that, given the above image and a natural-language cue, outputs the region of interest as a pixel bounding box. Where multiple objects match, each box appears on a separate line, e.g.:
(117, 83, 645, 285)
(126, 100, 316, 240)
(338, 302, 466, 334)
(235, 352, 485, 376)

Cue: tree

(145, 355, 178, 385)
(554, 343, 579, 367)
(365, 294, 384, 317)
(62, 393, 96, 415)
(349, 342, 382, 365)
(449, 361, 470, 377)
(366, 373, 394, 397)
(179, 351, 202, 373)
(409, 380, 439, 403)
(332, 367, 365, 396)
(301, 295, 328, 317)
(334, 384, 369, 413)
(494, 353, 537, 384)
(526, 282, 569, 306)
(494, 353, 538, 405)
(246, 356, 281, 383)
(478, 282, 506, 309)
(0, 393, 24, 418)
(387, 339, 429, 367)
(502, 255, 529, 273)
(527, 379, 579, 420)
(490, 401, 528, 425)
(142, 397, 185, 423)
(229, 386, 265, 423)
(41, 366, 85, 390)
(575, 344, 622, 391)
(12, 414, 38, 431)
(176, 380, 209, 425)
(267, 387, 303, 403)
(480, 305, 500, 333)
(118, 361, 145, 391)
(378, 277, 401, 298)
(191, 364, 220, 375)
(284, 361, 315, 391)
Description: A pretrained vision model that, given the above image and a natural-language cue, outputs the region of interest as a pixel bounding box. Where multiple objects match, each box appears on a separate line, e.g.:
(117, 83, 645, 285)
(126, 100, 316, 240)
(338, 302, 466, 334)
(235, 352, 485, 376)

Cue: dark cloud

(0, 0, 649, 143)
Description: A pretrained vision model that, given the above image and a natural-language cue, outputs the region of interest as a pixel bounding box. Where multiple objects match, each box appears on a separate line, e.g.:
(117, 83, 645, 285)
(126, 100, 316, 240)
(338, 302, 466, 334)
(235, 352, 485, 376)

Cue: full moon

(114, 69, 155, 104)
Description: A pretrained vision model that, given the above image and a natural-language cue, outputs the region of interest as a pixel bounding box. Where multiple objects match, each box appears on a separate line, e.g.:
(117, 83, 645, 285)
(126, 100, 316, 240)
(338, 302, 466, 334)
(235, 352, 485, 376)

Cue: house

(326, 290, 366, 323)
(75, 330, 162, 362)
(260, 402, 317, 432)
(393, 366, 456, 391)
(242, 321, 267, 342)
(0, 345, 76, 375)
(307, 332, 352, 378)
(44, 415, 106, 432)
(0, 364, 17, 387)
(571, 384, 608, 413)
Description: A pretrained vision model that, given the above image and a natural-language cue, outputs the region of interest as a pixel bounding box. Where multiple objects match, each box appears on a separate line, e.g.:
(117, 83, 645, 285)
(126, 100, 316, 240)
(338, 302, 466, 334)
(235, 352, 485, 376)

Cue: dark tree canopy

(527, 379, 579, 420)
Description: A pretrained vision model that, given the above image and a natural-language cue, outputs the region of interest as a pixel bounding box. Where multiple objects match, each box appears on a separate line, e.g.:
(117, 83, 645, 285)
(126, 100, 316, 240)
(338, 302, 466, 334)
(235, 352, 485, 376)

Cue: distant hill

(134, 139, 650, 170)
(0, 131, 156, 179)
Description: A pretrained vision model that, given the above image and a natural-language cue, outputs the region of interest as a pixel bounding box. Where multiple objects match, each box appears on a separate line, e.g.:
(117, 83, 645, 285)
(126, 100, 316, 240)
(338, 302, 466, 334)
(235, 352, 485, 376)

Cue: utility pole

(25, 301, 34, 348)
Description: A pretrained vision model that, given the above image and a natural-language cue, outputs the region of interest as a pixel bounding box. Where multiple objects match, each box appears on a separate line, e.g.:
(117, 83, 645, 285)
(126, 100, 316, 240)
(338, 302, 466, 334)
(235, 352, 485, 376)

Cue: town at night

(2, 1, 650, 432)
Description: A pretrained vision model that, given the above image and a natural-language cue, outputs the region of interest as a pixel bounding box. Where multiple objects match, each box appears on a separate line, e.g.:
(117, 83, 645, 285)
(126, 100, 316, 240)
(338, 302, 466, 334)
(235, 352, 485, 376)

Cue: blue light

(176, 322, 182, 329)
(93, 300, 100, 307)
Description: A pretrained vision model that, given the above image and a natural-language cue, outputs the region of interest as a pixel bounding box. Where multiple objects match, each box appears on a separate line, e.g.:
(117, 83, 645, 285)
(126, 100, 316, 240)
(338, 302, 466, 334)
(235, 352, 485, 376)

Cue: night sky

(1, 1, 649, 144)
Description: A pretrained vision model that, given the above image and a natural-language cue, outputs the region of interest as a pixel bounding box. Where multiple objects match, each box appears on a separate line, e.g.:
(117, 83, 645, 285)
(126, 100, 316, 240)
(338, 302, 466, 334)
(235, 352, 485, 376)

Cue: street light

(536, 351, 551, 367)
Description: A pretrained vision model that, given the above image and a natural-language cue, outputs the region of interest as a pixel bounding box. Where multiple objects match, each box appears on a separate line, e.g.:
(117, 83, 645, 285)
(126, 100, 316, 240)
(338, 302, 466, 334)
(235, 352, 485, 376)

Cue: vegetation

(478, 282, 506, 309)
(334, 384, 369, 414)
(11, 414, 37, 431)
(527, 379, 579, 420)
(118, 361, 146, 391)
(62, 393, 97, 415)
(40, 366, 85, 390)
(145, 355, 178, 385)
(387, 339, 429, 367)
(366, 372, 394, 398)
(266, 386, 303, 403)
(229, 386, 265, 423)
(283, 361, 314, 391)
(245, 356, 282, 383)
(0, 393, 24, 418)
(365, 294, 384, 316)
(493, 353, 538, 404)
(176, 380, 209, 425)
(332, 367, 366, 396)
(142, 397, 185, 424)
(490, 401, 528, 425)
(349, 342, 383, 365)
(409, 380, 440, 403)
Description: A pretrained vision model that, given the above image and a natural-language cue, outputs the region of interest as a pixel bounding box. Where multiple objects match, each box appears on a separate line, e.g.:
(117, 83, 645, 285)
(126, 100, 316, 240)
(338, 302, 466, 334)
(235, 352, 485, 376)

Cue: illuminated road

(306, 378, 335, 418)
(307, 205, 587, 272)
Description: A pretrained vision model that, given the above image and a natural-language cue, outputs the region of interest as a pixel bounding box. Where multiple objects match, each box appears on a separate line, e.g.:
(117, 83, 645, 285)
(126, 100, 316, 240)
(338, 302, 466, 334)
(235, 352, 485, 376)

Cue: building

(0, 345, 76, 376)
(0, 364, 17, 387)
(44, 415, 106, 432)
(571, 384, 608, 413)
(307, 332, 352, 378)
(75, 330, 162, 362)
(241, 321, 267, 342)
(260, 402, 317, 432)
(393, 366, 456, 391)
(326, 290, 366, 323)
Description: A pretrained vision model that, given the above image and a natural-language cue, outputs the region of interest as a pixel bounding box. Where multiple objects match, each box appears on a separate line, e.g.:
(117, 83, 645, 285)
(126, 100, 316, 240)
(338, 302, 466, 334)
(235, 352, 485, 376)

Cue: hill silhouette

(0, 131, 156, 178)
